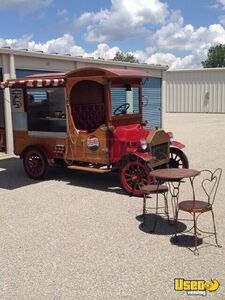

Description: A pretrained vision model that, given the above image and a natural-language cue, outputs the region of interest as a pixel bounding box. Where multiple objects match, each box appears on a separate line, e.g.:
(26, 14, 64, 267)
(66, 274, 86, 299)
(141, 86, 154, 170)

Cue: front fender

(121, 152, 152, 164)
(133, 152, 152, 162)
(20, 144, 52, 160)
(170, 140, 185, 149)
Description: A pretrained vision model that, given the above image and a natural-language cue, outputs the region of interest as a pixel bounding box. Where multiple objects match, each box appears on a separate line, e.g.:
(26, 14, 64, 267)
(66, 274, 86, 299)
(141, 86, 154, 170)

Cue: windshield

(111, 87, 140, 117)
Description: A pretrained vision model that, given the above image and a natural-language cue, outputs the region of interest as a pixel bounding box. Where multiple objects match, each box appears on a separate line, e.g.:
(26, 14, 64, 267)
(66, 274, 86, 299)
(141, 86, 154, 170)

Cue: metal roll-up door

(111, 87, 140, 115)
(133, 88, 139, 112)
(142, 78, 162, 128)
(111, 88, 126, 115)
(16, 69, 56, 78)
(0, 68, 5, 151)
(0, 68, 4, 128)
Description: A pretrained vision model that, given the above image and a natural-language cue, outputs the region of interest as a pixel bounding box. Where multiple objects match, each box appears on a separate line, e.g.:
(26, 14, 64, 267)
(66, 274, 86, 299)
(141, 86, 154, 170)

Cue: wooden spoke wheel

(121, 160, 151, 196)
(23, 148, 48, 179)
(169, 147, 189, 169)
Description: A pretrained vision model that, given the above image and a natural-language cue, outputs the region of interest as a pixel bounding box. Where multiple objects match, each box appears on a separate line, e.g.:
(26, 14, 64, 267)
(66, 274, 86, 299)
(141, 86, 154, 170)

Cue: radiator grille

(151, 143, 169, 161)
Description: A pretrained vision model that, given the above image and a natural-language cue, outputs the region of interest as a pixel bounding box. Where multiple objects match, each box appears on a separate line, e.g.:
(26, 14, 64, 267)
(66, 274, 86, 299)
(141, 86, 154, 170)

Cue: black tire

(23, 147, 48, 179)
(169, 147, 189, 169)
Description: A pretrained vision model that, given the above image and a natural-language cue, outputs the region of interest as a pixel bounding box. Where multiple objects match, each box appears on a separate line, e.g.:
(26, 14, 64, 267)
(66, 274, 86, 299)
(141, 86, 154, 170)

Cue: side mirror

(141, 120, 148, 127)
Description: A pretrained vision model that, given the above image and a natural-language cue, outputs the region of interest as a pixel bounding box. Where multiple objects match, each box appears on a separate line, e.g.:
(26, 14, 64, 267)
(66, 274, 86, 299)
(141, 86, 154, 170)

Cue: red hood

(113, 123, 150, 142)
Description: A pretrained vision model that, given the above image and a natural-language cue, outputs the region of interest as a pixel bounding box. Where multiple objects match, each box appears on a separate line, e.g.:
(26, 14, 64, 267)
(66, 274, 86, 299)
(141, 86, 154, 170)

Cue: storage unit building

(164, 68, 225, 113)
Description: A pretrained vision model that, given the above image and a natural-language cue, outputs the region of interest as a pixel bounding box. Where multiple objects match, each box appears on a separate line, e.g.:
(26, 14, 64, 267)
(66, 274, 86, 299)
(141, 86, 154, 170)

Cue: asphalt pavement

(0, 113, 225, 299)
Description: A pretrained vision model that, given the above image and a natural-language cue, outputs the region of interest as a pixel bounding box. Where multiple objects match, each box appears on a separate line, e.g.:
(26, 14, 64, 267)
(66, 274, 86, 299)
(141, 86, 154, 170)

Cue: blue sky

(0, 0, 225, 69)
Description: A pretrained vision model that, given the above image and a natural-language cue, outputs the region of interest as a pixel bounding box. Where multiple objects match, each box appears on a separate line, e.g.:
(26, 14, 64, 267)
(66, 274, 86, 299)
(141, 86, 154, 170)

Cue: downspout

(10, 53, 16, 78)
(161, 67, 169, 129)
(2, 53, 15, 154)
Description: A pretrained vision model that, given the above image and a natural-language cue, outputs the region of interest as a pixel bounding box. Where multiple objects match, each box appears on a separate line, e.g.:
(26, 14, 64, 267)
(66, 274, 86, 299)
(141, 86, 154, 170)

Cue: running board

(67, 165, 111, 173)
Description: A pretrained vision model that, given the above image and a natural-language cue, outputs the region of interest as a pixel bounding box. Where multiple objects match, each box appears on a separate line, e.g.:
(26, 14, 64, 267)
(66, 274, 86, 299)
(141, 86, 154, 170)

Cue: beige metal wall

(0, 49, 166, 78)
(163, 69, 225, 113)
(14, 55, 75, 72)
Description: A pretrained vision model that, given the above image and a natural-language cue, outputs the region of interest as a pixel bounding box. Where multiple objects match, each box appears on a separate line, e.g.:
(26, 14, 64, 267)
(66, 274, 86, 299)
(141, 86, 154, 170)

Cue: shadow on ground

(170, 235, 203, 248)
(0, 156, 126, 194)
(137, 213, 187, 235)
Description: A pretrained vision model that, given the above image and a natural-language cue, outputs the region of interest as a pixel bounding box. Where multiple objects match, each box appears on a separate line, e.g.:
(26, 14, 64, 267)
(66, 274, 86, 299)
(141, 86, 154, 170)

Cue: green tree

(201, 44, 225, 68)
(113, 51, 139, 63)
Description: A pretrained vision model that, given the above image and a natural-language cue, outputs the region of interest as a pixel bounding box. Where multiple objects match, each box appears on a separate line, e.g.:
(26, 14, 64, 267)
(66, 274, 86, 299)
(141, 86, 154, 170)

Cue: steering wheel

(113, 103, 130, 116)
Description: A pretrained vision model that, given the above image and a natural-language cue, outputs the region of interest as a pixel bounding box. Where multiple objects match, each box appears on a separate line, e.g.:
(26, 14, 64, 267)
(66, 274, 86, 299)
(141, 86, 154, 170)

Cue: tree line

(113, 44, 225, 68)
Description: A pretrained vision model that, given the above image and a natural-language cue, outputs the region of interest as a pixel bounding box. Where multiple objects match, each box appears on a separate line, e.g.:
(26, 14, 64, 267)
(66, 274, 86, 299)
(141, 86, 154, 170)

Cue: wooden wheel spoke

(121, 161, 150, 195)
(125, 173, 132, 178)
(24, 148, 48, 179)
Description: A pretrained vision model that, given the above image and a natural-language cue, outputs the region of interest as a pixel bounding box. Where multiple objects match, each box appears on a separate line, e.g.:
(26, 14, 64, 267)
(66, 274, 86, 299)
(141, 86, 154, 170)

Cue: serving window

(26, 88, 66, 132)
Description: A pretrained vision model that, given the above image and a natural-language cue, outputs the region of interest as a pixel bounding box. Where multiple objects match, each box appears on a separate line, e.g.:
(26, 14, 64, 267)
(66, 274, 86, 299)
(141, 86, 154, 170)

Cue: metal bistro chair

(174, 168, 222, 255)
(140, 184, 169, 232)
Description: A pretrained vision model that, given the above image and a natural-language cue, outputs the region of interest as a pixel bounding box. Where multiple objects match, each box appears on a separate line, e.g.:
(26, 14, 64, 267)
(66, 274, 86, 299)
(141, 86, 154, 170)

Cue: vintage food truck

(1, 67, 188, 195)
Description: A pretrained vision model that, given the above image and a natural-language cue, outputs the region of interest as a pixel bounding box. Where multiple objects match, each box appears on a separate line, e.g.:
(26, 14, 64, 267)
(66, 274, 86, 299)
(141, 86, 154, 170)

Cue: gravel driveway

(0, 113, 224, 299)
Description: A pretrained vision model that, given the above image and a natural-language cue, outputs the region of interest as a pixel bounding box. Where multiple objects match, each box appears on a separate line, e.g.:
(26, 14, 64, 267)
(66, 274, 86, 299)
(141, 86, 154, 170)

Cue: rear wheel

(121, 160, 151, 196)
(169, 147, 189, 168)
(23, 147, 48, 179)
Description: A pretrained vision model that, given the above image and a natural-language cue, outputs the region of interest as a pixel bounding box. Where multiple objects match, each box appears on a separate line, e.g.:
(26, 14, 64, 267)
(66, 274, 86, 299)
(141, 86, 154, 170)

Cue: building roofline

(166, 67, 225, 72)
(0, 47, 168, 71)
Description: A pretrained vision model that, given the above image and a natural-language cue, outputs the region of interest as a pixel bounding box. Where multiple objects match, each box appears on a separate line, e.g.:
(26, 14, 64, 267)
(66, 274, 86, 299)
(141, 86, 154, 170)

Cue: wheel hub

(170, 159, 179, 168)
(131, 173, 141, 183)
(29, 157, 40, 168)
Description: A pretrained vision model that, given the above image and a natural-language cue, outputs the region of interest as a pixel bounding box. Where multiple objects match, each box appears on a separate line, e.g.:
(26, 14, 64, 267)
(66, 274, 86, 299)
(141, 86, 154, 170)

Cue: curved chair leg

(163, 192, 170, 222)
(193, 212, 199, 256)
(142, 193, 147, 226)
(211, 209, 222, 248)
(149, 192, 159, 232)
(174, 208, 180, 242)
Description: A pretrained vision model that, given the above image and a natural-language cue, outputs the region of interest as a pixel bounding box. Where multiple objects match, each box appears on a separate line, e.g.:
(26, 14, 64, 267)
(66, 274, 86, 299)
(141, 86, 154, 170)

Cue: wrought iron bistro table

(149, 168, 200, 222)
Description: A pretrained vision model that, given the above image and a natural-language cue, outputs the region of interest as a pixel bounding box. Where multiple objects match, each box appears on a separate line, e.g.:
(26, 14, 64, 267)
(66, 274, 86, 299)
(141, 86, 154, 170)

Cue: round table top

(150, 168, 200, 180)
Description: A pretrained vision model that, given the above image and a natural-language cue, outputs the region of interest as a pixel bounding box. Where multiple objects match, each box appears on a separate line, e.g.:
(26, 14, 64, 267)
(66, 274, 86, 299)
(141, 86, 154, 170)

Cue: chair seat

(141, 184, 168, 194)
(179, 200, 212, 213)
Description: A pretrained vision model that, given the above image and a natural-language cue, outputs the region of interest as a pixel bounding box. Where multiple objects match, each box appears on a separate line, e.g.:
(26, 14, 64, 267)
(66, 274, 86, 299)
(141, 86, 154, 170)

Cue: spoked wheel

(169, 147, 189, 169)
(23, 147, 48, 179)
(121, 160, 151, 196)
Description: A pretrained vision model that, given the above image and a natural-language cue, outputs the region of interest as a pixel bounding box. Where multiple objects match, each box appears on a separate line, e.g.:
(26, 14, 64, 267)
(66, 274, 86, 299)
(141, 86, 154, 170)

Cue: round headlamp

(140, 139, 148, 150)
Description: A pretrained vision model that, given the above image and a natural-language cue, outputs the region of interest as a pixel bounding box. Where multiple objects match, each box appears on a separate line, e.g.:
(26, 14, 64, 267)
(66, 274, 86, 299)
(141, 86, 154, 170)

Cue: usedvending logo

(174, 278, 220, 296)
(87, 135, 100, 151)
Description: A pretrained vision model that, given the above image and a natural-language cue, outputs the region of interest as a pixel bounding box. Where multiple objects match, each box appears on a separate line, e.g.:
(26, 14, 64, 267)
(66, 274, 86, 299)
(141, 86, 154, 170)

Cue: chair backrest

(200, 168, 222, 205)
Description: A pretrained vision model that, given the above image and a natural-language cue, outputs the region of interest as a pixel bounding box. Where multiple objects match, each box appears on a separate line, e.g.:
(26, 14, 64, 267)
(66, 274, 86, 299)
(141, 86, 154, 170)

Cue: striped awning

(0, 78, 65, 89)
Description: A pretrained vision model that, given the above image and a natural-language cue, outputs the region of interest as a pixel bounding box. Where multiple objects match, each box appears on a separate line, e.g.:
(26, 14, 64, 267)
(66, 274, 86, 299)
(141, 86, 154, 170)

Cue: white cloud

(28, 34, 85, 56)
(0, 0, 53, 13)
(74, 0, 168, 42)
(141, 11, 225, 69)
(0, 34, 84, 56)
(217, 0, 225, 9)
(145, 52, 200, 69)
(0, 35, 32, 49)
(85, 43, 121, 59)
(0, 32, 214, 70)
(210, 1, 225, 9)
(0, 34, 122, 60)
(149, 15, 225, 52)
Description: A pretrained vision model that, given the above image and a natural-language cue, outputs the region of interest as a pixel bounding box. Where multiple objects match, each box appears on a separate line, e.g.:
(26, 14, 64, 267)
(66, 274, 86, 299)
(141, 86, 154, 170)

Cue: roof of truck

(26, 67, 148, 79)
(0, 67, 149, 89)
